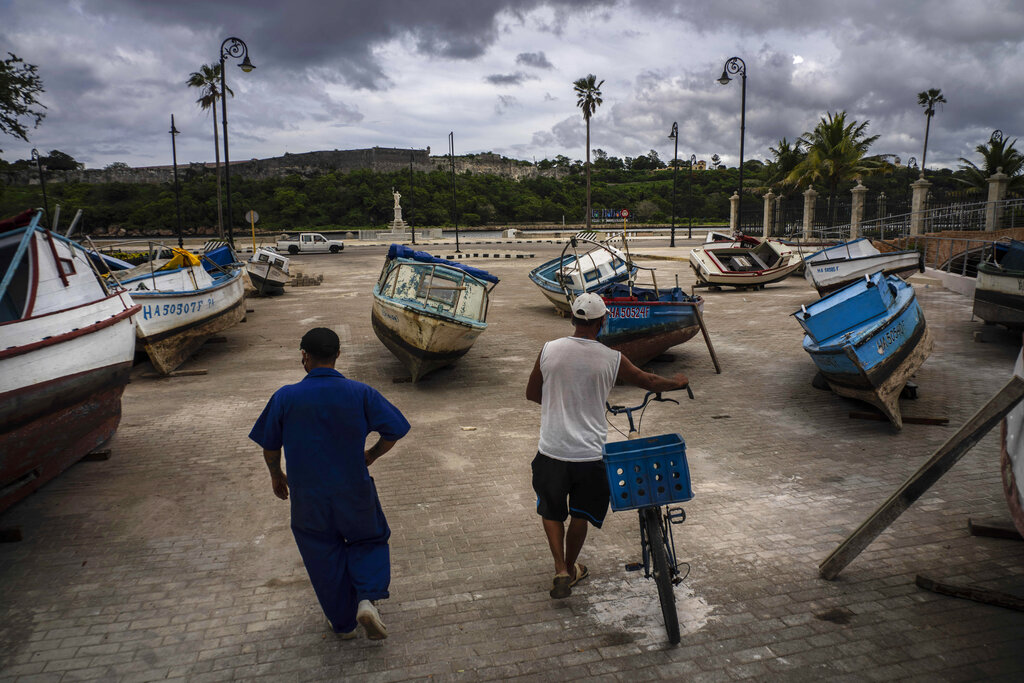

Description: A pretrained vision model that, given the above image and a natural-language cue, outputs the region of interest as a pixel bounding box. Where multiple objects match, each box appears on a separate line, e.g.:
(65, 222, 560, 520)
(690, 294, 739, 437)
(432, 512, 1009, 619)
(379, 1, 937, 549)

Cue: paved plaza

(1, 238, 1023, 682)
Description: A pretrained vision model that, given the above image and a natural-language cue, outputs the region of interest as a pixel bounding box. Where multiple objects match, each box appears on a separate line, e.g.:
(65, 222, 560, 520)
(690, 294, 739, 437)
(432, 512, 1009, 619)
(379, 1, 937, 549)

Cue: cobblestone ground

(2, 239, 1023, 682)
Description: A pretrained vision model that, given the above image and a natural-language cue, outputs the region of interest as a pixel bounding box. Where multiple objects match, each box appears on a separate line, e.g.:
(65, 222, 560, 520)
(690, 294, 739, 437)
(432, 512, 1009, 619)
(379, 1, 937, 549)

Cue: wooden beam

(849, 411, 949, 426)
(819, 376, 1024, 580)
(692, 305, 722, 375)
(140, 369, 209, 379)
(968, 518, 1024, 541)
(916, 575, 1024, 611)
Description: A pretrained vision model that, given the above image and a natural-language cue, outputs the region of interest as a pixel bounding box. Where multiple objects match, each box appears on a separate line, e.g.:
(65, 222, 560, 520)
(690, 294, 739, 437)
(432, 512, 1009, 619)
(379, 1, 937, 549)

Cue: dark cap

(300, 327, 340, 359)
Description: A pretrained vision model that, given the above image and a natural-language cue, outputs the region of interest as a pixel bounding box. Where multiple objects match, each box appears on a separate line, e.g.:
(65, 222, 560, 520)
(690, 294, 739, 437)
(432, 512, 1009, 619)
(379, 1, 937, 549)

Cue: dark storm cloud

(80, 0, 612, 90)
(516, 51, 554, 69)
(485, 72, 535, 86)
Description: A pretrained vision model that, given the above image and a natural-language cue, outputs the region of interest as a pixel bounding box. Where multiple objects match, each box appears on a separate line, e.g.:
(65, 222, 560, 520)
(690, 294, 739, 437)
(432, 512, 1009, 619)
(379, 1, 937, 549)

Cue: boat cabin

(378, 259, 491, 323)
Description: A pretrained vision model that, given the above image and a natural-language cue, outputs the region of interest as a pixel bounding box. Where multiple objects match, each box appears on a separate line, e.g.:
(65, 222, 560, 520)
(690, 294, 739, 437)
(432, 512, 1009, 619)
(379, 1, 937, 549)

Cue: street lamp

(170, 115, 183, 248)
(408, 149, 416, 245)
(718, 56, 746, 234)
(219, 36, 255, 249)
(30, 149, 50, 228)
(449, 131, 460, 253)
(668, 122, 679, 247)
(688, 154, 697, 239)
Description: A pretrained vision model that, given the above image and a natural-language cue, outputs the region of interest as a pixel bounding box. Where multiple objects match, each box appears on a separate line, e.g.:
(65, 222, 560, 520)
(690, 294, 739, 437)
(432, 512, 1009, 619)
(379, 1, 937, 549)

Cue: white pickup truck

(275, 232, 345, 255)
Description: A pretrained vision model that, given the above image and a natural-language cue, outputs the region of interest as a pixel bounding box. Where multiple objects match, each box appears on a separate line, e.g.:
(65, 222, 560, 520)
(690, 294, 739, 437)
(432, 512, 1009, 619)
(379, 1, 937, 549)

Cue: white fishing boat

(528, 234, 636, 313)
(689, 239, 800, 288)
(109, 246, 245, 375)
(803, 238, 923, 296)
(246, 247, 289, 296)
(372, 244, 499, 381)
(0, 209, 140, 513)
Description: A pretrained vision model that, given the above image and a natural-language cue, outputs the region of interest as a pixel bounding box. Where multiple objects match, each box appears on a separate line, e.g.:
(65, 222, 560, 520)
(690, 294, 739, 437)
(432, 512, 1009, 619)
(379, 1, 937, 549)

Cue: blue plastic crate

(602, 433, 693, 511)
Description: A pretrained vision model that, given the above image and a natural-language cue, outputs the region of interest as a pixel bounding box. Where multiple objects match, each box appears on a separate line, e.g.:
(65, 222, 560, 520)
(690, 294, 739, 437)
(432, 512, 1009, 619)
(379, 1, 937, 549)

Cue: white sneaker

(356, 600, 388, 640)
(327, 617, 358, 639)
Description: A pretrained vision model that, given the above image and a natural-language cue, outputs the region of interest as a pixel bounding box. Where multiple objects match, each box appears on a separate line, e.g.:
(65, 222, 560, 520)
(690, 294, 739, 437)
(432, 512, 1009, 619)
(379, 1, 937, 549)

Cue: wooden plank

(849, 411, 949, 426)
(80, 449, 111, 462)
(692, 305, 722, 375)
(819, 376, 1024, 580)
(204, 336, 228, 344)
(916, 575, 1024, 611)
(140, 369, 209, 379)
(968, 518, 1024, 541)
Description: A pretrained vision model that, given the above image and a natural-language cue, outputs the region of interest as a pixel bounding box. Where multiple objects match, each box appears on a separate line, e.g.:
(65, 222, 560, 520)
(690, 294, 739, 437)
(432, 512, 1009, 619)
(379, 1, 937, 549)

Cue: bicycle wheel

(642, 506, 680, 644)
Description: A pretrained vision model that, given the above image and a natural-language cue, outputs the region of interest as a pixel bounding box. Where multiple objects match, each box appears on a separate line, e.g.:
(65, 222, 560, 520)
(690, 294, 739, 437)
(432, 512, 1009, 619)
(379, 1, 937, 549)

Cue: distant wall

(0, 147, 562, 186)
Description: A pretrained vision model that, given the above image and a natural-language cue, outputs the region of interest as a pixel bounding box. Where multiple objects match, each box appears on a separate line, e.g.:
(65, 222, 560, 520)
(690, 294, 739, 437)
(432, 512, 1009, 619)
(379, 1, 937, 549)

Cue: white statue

(393, 189, 401, 209)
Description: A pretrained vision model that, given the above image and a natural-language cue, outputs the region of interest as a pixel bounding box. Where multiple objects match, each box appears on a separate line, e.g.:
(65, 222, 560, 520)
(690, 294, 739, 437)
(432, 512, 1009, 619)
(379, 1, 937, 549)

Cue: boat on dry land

(246, 247, 290, 296)
(704, 230, 762, 248)
(595, 279, 705, 367)
(803, 238, 923, 296)
(792, 271, 932, 429)
(104, 244, 245, 375)
(974, 239, 1024, 328)
(372, 244, 499, 381)
(528, 233, 636, 313)
(689, 239, 800, 288)
(0, 209, 140, 513)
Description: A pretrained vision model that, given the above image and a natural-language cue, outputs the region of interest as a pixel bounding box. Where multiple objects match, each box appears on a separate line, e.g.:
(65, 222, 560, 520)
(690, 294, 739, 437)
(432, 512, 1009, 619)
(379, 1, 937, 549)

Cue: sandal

(549, 573, 571, 599)
(569, 562, 589, 587)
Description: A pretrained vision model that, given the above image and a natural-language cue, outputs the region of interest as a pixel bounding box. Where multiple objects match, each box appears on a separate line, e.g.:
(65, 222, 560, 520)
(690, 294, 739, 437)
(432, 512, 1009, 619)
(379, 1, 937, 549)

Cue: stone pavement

(2, 240, 1023, 682)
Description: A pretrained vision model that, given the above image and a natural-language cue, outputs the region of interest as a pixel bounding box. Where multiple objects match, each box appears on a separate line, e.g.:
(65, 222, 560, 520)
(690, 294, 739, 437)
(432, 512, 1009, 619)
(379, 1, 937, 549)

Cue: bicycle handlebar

(606, 385, 693, 415)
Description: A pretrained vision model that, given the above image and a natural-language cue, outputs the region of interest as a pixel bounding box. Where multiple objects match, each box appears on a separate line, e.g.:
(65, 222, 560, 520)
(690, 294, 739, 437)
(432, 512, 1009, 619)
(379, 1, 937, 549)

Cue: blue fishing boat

(792, 271, 933, 429)
(528, 234, 636, 313)
(595, 282, 704, 367)
(372, 244, 499, 381)
(974, 239, 1024, 328)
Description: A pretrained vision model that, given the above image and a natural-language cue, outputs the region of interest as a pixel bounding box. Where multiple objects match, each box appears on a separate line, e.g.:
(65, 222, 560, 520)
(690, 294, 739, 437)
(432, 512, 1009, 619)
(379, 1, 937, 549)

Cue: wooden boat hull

(131, 270, 246, 375)
(0, 293, 138, 514)
(796, 273, 932, 429)
(1001, 344, 1024, 537)
(974, 266, 1024, 328)
(598, 294, 704, 366)
(371, 296, 484, 381)
(805, 252, 924, 295)
(689, 241, 800, 288)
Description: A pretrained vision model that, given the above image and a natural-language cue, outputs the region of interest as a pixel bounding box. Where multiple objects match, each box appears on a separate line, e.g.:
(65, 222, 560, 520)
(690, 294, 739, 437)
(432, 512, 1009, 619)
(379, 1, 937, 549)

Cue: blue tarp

(387, 244, 499, 284)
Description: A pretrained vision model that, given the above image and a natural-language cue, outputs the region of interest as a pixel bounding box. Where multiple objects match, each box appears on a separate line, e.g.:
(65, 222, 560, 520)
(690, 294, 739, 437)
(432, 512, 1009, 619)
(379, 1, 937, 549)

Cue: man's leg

(564, 517, 589, 580)
(542, 518, 568, 576)
(290, 494, 359, 633)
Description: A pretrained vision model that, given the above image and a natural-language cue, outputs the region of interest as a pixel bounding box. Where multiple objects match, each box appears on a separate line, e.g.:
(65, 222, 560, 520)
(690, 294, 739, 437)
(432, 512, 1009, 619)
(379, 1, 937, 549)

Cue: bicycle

(602, 386, 694, 645)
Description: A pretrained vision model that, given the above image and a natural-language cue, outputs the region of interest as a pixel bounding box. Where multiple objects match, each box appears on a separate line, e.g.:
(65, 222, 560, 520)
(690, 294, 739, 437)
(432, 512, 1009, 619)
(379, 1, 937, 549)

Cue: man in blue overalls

(250, 328, 410, 639)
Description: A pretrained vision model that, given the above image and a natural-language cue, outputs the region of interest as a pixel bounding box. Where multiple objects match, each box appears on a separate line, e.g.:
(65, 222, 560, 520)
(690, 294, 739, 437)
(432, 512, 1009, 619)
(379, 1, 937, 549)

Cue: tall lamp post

(30, 149, 50, 228)
(219, 37, 255, 249)
(169, 115, 184, 248)
(408, 149, 416, 245)
(668, 122, 679, 247)
(718, 56, 746, 234)
(449, 131, 460, 253)
(688, 154, 697, 239)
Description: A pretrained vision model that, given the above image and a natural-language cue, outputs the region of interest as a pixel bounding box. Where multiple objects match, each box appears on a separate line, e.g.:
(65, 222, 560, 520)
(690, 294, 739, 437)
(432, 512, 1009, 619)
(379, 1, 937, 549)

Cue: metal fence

(898, 234, 1006, 277)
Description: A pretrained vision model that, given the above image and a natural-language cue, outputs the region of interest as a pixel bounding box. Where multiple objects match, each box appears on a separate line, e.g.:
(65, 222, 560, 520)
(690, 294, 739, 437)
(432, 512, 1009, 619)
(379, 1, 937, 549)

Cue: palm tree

(957, 134, 1024, 196)
(187, 63, 233, 239)
(785, 111, 883, 225)
(917, 88, 946, 173)
(573, 74, 603, 230)
(767, 137, 805, 193)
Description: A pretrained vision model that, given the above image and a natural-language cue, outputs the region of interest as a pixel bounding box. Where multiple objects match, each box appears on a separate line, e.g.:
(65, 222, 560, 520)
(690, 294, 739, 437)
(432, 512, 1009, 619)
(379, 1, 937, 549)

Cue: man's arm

(263, 449, 289, 500)
(616, 354, 689, 393)
(365, 437, 398, 467)
(526, 352, 543, 404)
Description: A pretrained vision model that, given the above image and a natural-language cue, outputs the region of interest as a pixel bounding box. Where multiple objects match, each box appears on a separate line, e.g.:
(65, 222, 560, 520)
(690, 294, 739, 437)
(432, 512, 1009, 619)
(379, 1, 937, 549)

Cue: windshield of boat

(381, 261, 488, 322)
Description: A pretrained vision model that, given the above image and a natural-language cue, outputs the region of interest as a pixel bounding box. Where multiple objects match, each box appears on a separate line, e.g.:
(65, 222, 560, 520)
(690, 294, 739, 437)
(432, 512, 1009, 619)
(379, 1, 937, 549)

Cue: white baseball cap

(572, 292, 608, 320)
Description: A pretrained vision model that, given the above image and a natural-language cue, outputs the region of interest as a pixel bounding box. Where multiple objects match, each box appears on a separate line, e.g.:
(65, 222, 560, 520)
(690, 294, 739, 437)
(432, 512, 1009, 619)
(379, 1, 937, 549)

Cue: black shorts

(532, 452, 610, 528)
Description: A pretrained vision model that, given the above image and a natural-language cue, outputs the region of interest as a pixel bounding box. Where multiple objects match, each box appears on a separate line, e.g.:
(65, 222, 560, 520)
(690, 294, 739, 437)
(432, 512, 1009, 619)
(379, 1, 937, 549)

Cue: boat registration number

(141, 298, 215, 320)
(607, 306, 650, 319)
(875, 320, 906, 355)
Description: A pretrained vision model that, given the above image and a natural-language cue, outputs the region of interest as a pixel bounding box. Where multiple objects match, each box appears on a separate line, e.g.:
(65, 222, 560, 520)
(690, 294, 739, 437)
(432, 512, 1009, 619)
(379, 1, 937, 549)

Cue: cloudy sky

(3, 0, 1024, 172)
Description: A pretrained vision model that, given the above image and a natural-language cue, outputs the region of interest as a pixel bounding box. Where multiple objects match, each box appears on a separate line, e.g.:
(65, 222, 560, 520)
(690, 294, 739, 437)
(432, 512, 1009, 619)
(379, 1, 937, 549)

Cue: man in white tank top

(526, 293, 689, 599)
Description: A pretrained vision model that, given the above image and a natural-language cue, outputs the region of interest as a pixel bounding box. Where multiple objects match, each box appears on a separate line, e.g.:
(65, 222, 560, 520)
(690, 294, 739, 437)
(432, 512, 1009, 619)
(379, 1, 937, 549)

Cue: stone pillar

(849, 179, 868, 240)
(986, 167, 1009, 231)
(802, 187, 818, 239)
(910, 174, 932, 235)
(729, 191, 739, 232)
(762, 191, 775, 238)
